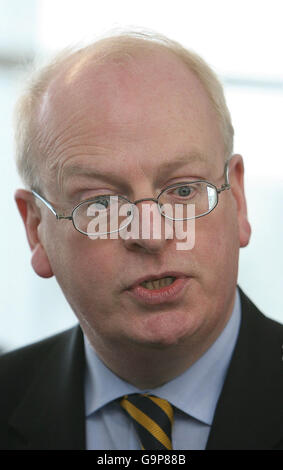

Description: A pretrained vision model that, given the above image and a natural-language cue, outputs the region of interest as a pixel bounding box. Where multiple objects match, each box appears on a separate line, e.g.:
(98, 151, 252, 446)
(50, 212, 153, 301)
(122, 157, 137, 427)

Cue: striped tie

(120, 394, 174, 450)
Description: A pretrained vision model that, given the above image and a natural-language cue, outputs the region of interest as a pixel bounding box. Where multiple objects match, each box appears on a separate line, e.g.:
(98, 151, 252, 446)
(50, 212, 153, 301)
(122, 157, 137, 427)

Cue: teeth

(141, 277, 176, 290)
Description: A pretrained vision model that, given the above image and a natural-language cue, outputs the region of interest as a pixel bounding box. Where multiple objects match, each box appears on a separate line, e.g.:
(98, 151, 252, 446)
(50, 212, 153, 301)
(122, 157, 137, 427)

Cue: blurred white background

(0, 0, 282, 352)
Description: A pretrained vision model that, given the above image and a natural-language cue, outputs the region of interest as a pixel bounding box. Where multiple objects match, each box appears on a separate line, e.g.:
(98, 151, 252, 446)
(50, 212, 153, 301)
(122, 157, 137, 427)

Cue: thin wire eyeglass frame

(31, 160, 231, 236)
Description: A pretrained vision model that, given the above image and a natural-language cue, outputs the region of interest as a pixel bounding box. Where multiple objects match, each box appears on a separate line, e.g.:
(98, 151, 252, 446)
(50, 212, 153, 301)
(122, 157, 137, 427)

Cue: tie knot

(120, 394, 174, 450)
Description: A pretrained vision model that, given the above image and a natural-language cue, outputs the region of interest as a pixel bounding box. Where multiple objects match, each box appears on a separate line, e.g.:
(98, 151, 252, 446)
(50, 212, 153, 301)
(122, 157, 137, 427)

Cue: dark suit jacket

(0, 288, 282, 450)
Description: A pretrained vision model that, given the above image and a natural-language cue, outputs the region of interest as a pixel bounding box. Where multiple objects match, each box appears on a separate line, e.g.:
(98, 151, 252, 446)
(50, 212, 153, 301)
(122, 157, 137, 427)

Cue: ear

(15, 189, 54, 278)
(228, 155, 251, 248)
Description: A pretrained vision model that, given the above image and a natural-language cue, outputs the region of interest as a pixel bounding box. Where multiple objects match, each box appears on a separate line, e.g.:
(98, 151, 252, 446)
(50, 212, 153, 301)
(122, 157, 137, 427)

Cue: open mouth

(140, 276, 176, 290)
(128, 273, 189, 305)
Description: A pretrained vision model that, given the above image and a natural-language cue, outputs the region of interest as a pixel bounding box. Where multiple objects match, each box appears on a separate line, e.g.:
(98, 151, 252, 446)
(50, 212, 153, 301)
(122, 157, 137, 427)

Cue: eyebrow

(63, 151, 208, 185)
(155, 152, 207, 177)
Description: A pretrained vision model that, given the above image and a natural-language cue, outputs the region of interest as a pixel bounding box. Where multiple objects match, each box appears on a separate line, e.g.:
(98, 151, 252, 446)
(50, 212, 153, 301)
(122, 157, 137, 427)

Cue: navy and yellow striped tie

(120, 394, 174, 450)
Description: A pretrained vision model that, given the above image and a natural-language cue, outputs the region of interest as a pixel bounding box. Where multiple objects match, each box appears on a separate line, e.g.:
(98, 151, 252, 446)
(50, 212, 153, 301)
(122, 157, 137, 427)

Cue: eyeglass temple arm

(217, 159, 231, 193)
(31, 190, 72, 220)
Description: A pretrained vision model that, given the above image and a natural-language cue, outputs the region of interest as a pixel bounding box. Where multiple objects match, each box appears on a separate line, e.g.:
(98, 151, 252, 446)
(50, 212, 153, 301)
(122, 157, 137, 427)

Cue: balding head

(14, 31, 234, 192)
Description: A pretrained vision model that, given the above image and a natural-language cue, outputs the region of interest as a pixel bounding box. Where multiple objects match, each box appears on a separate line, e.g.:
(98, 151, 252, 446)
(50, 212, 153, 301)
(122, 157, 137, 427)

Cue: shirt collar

(84, 288, 241, 425)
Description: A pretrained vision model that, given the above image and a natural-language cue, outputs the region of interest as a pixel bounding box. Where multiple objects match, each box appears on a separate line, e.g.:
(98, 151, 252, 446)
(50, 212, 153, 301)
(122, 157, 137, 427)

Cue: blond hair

(14, 30, 234, 190)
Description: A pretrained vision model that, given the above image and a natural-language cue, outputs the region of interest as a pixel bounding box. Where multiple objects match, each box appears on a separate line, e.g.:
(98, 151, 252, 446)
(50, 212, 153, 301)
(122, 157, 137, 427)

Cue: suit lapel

(9, 325, 86, 450)
(206, 289, 283, 449)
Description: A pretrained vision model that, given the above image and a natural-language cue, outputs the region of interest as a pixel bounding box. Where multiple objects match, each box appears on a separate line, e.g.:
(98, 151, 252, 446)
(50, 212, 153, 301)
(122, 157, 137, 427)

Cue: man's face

(28, 48, 250, 356)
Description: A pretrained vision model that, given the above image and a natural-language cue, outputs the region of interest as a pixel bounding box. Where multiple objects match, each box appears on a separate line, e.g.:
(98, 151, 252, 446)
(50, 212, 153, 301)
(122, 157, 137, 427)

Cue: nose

(121, 198, 173, 253)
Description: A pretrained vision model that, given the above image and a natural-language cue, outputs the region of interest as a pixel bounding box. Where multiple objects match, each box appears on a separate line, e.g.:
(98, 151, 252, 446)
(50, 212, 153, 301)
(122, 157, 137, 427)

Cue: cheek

(193, 206, 240, 280)
(80, 242, 119, 289)
(47, 233, 121, 304)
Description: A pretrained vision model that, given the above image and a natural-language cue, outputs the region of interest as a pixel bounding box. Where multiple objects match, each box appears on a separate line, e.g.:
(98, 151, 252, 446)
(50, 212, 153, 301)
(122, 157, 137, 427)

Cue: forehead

(40, 47, 210, 125)
(36, 46, 225, 192)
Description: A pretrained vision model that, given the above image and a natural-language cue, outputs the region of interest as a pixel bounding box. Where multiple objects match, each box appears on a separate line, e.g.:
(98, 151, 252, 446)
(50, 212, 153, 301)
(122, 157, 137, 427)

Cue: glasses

(32, 161, 231, 237)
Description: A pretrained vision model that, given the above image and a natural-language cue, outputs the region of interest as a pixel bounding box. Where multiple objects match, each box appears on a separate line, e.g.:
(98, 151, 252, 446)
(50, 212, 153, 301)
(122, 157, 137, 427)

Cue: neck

(85, 321, 228, 389)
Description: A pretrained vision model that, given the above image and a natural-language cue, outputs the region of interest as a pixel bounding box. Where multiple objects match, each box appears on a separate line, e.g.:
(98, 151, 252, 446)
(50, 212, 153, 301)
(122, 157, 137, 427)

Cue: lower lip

(128, 278, 189, 305)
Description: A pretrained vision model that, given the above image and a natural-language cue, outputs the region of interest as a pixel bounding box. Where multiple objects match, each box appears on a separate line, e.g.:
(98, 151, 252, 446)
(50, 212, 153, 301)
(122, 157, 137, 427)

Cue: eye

(80, 195, 112, 215)
(92, 195, 110, 209)
(174, 186, 193, 197)
(169, 185, 197, 200)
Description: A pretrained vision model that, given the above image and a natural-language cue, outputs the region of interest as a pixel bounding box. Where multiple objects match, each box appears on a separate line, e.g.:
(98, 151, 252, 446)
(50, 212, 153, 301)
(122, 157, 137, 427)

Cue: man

(1, 31, 282, 450)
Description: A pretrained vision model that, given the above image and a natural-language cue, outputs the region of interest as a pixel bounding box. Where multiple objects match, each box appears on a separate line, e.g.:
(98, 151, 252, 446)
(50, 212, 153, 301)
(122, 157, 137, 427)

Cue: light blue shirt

(84, 289, 241, 450)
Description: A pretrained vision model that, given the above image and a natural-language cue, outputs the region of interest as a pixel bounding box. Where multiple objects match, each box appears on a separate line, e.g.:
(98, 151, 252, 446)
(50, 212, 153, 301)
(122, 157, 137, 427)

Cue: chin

(128, 310, 201, 349)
